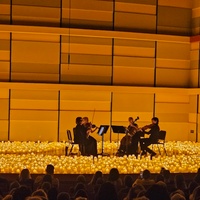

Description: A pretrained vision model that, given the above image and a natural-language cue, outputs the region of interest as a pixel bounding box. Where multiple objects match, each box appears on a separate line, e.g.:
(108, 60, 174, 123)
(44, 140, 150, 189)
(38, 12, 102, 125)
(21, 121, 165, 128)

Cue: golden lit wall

(0, 86, 199, 142)
(190, 41, 200, 87)
(0, 0, 200, 143)
(155, 94, 189, 141)
(0, 0, 193, 36)
(0, 89, 9, 141)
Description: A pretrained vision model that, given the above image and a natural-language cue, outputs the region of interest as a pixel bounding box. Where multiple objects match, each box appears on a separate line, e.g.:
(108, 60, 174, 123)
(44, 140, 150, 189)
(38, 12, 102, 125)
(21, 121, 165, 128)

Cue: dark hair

(96, 182, 118, 200)
(155, 174, 164, 183)
(48, 187, 58, 200)
(126, 184, 145, 200)
(89, 171, 103, 185)
(12, 185, 31, 200)
(57, 192, 70, 200)
(128, 117, 133, 121)
(152, 117, 159, 124)
(19, 169, 30, 181)
(74, 183, 86, 194)
(174, 174, 187, 190)
(108, 168, 120, 182)
(76, 117, 82, 125)
(124, 175, 133, 188)
(42, 174, 52, 184)
(163, 170, 170, 180)
(143, 170, 151, 180)
(188, 181, 198, 195)
(74, 189, 88, 199)
(46, 164, 54, 175)
(76, 175, 86, 184)
(146, 183, 170, 200)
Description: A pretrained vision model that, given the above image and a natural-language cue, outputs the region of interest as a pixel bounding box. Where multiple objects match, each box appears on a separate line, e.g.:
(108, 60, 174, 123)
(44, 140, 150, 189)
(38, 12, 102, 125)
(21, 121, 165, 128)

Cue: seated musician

(117, 117, 140, 157)
(140, 117, 160, 160)
(74, 117, 86, 155)
(82, 117, 98, 156)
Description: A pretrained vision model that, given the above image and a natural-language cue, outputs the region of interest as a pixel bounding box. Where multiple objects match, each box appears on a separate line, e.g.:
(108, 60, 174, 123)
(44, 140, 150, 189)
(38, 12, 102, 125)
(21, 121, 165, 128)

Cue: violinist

(74, 117, 86, 155)
(140, 117, 160, 160)
(82, 117, 98, 156)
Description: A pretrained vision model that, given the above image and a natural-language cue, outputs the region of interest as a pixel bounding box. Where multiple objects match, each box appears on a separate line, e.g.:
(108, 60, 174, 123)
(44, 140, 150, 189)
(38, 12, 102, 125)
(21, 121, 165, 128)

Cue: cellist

(117, 117, 139, 157)
(140, 117, 160, 160)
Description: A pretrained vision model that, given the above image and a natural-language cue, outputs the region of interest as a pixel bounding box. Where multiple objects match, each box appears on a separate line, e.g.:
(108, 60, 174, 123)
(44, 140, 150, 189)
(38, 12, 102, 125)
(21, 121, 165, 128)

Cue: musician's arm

(91, 127, 98, 133)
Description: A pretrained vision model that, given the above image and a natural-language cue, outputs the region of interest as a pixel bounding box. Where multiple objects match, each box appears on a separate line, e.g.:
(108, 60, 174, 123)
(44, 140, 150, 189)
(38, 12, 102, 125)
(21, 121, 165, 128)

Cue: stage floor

(0, 141, 199, 174)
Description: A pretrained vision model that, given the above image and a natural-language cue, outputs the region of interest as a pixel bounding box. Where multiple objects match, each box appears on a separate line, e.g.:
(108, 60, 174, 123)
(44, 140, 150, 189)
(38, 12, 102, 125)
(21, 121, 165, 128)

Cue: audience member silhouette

(96, 181, 118, 200)
(108, 168, 122, 190)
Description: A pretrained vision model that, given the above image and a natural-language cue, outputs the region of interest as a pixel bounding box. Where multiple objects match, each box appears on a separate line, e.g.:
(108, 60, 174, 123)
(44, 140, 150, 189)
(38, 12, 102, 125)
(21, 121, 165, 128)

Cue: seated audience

(96, 181, 118, 200)
(57, 192, 70, 200)
(133, 170, 155, 190)
(108, 168, 122, 190)
(118, 175, 133, 200)
(34, 164, 59, 190)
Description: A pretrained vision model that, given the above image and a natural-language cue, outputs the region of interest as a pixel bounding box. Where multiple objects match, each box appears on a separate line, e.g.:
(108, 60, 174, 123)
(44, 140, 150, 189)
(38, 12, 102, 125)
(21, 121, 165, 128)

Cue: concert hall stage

(0, 141, 199, 175)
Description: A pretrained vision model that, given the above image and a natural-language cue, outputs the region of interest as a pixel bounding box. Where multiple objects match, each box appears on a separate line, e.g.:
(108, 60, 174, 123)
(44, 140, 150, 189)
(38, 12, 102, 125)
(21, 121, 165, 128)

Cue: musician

(117, 117, 140, 157)
(74, 117, 86, 155)
(82, 117, 98, 156)
(140, 117, 160, 160)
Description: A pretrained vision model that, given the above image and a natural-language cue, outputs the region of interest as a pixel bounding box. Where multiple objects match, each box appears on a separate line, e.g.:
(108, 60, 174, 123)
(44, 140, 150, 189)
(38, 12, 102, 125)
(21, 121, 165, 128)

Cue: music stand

(97, 125, 109, 155)
(111, 125, 126, 148)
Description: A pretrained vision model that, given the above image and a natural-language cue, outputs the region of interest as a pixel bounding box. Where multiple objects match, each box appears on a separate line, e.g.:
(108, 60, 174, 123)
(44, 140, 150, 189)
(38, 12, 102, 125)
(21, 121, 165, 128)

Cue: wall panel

(62, 0, 113, 30)
(0, 89, 9, 141)
(12, 0, 60, 26)
(158, 5, 191, 35)
(115, 12, 156, 33)
(61, 36, 112, 84)
(11, 34, 60, 83)
(156, 42, 190, 87)
(9, 89, 58, 141)
(0, 33, 10, 81)
(155, 93, 189, 141)
(0, 0, 11, 24)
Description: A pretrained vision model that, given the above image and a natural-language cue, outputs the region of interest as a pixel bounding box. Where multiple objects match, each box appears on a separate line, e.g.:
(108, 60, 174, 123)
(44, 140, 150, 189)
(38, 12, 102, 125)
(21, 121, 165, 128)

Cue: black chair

(152, 130, 167, 155)
(66, 130, 77, 155)
(66, 129, 85, 155)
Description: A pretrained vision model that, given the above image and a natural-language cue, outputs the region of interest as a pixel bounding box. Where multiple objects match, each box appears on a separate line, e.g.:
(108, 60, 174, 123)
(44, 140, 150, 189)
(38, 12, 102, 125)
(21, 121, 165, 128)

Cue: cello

(117, 117, 139, 156)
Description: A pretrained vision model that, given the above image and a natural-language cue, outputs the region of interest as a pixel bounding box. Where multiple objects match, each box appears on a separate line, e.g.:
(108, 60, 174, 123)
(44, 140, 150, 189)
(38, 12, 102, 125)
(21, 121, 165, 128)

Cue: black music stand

(97, 125, 109, 155)
(111, 125, 127, 147)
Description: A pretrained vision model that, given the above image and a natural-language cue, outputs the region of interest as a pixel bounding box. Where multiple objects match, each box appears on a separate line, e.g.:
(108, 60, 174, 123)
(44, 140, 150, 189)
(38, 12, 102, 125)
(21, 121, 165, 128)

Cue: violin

(141, 124, 154, 131)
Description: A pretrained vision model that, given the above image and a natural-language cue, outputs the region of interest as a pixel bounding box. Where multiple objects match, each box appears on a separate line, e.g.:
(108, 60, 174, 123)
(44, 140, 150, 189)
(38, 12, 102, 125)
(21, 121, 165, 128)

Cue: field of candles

(0, 141, 199, 174)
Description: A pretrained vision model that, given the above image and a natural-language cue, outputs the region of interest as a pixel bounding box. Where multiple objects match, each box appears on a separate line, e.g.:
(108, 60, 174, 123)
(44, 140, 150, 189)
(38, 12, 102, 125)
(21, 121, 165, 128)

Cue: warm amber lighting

(0, 141, 199, 174)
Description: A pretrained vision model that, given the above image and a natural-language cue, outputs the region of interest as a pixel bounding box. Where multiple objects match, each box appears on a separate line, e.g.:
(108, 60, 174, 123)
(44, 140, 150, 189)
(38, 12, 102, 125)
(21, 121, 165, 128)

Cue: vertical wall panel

(0, 0, 11, 24)
(156, 42, 190, 87)
(0, 89, 9, 141)
(0, 32, 10, 81)
(189, 95, 197, 141)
